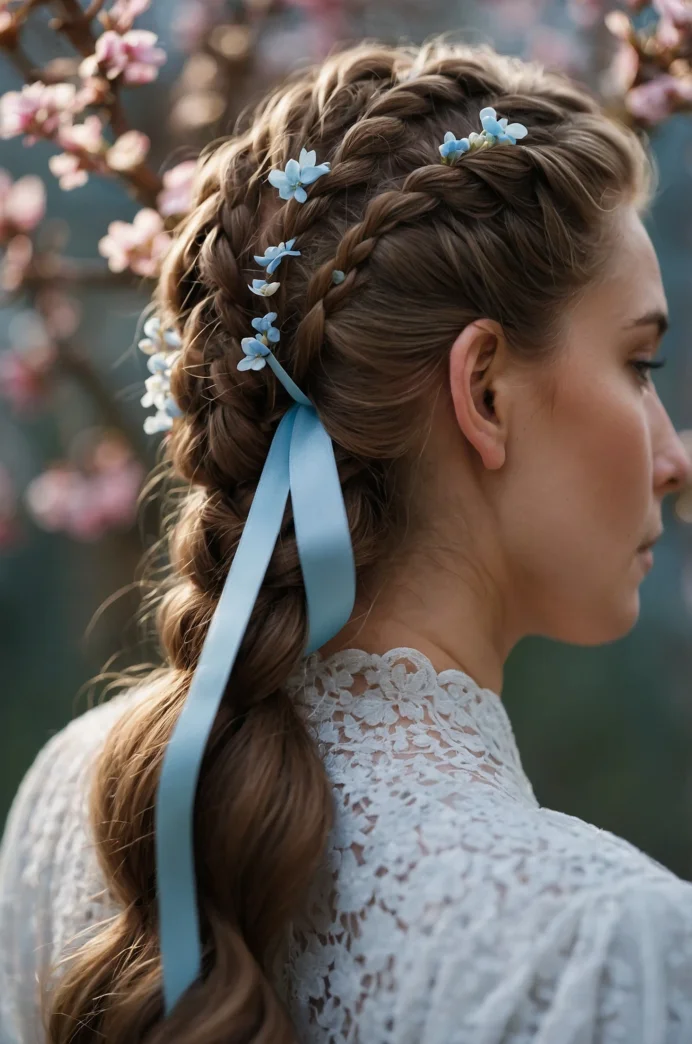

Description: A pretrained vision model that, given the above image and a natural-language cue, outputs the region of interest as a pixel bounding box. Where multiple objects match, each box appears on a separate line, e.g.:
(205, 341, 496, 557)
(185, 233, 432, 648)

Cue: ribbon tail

(289, 405, 356, 653)
(155, 405, 298, 1014)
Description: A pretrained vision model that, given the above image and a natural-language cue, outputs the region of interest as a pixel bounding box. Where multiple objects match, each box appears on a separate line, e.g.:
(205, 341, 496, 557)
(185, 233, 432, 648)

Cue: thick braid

(44, 39, 652, 1044)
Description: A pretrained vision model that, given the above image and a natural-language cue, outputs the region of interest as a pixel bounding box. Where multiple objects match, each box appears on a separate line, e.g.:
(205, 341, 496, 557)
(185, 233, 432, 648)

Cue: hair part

(45, 37, 653, 1044)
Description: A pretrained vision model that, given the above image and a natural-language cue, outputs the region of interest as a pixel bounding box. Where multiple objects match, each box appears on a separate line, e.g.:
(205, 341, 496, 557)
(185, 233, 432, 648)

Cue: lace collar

(287, 646, 538, 806)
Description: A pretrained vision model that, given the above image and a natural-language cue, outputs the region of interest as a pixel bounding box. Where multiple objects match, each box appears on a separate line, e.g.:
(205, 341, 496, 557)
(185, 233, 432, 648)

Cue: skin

(327, 206, 692, 695)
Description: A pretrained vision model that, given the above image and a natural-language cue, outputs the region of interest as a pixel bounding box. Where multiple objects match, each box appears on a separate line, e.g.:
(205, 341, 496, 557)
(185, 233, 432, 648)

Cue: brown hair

(45, 38, 653, 1044)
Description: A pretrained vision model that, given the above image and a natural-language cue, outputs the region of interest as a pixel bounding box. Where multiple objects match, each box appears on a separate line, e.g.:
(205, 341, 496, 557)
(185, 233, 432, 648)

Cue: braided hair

(45, 38, 652, 1044)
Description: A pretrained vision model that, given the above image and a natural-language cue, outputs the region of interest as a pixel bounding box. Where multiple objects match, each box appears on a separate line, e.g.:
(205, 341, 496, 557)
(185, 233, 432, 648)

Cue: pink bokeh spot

(0, 170, 46, 242)
(25, 438, 145, 541)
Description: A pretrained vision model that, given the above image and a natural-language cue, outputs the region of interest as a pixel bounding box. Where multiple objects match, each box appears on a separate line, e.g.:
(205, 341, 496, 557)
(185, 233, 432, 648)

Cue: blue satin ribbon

(154, 370, 356, 1014)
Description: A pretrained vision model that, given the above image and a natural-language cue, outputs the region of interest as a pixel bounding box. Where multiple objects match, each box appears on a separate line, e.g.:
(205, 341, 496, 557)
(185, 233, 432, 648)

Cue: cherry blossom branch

(0, 1, 164, 205)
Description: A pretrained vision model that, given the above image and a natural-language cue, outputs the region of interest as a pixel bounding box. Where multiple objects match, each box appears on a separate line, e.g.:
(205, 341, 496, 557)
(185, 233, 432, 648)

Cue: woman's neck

(320, 549, 514, 697)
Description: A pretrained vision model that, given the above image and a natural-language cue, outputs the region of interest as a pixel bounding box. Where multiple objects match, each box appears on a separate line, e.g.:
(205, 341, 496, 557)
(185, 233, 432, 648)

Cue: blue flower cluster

(239, 313, 280, 372)
(439, 106, 528, 163)
(137, 316, 184, 434)
(239, 147, 332, 378)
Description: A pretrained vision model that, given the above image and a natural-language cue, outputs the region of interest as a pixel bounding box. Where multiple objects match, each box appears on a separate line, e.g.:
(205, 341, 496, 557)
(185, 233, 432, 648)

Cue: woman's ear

(448, 320, 508, 471)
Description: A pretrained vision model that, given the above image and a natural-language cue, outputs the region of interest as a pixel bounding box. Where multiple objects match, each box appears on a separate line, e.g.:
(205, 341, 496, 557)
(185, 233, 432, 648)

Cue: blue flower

(253, 239, 301, 275)
(251, 312, 280, 343)
(331, 269, 345, 284)
(439, 131, 471, 162)
(239, 337, 271, 371)
(248, 278, 280, 297)
(146, 351, 175, 374)
(138, 315, 181, 355)
(238, 313, 280, 371)
(143, 411, 174, 435)
(143, 396, 182, 435)
(267, 148, 331, 203)
(479, 106, 528, 145)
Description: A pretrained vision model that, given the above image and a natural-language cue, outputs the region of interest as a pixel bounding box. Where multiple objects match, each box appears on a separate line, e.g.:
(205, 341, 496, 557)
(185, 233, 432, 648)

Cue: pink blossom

(80, 29, 166, 86)
(48, 151, 88, 190)
(49, 115, 106, 189)
(24, 438, 144, 540)
(105, 0, 152, 33)
(106, 129, 150, 171)
(98, 207, 171, 277)
(157, 159, 197, 216)
(173, 0, 225, 51)
(0, 170, 45, 242)
(654, 0, 692, 27)
(626, 74, 692, 123)
(57, 114, 105, 153)
(652, 0, 692, 47)
(0, 81, 76, 142)
(527, 26, 584, 74)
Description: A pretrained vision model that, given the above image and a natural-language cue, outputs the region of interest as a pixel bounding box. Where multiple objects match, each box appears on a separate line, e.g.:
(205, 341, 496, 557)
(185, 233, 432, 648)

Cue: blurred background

(2, 0, 692, 878)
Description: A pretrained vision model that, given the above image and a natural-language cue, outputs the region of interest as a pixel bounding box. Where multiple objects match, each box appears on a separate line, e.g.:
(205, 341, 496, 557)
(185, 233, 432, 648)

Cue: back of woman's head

(45, 37, 652, 1044)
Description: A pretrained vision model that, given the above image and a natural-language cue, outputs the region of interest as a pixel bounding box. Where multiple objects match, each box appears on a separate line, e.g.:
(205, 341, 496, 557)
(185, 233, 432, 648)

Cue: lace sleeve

(0, 695, 135, 1044)
(389, 875, 692, 1043)
(0, 725, 73, 1044)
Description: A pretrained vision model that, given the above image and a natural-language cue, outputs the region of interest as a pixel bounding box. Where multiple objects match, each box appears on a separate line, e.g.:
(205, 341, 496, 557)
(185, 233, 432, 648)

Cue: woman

(2, 37, 692, 1044)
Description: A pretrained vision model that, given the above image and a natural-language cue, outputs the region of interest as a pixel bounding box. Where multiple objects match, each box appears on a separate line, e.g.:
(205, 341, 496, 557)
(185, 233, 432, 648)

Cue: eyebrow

(625, 309, 669, 338)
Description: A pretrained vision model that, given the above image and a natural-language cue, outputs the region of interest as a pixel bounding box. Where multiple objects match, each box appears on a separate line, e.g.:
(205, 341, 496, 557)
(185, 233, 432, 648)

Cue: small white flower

(248, 278, 280, 297)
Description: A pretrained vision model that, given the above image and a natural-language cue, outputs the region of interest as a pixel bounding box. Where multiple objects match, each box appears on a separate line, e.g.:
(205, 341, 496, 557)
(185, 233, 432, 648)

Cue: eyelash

(631, 358, 667, 384)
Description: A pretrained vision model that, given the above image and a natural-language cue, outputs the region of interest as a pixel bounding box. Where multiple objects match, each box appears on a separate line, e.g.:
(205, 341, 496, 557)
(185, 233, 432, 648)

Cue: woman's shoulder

(291, 789, 692, 1042)
(0, 684, 148, 919)
(1, 685, 147, 872)
(0, 685, 147, 1043)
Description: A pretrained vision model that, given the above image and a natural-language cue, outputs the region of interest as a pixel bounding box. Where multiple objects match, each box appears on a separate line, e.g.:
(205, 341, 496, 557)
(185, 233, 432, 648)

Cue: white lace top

(2, 647, 692, 1043)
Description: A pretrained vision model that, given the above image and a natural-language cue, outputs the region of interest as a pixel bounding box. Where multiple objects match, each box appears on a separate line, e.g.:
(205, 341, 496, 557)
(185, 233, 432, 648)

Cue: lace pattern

(2, 648, 692, 1043)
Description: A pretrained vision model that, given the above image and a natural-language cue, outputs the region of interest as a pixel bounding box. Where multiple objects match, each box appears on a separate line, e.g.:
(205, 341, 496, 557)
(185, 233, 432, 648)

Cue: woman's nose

(654, 421, 692, 497)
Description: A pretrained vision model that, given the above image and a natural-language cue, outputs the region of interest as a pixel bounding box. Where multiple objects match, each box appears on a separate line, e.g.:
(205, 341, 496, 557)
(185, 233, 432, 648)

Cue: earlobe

(448, 320, 507, 471)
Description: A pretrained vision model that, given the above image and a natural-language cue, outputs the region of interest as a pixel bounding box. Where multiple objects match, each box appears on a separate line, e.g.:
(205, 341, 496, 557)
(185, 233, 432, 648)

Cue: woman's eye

(630, 358, 667, 385)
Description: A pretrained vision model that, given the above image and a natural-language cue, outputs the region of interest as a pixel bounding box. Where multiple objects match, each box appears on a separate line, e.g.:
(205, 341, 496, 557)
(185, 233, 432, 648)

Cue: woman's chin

(543, 591, 641, 646)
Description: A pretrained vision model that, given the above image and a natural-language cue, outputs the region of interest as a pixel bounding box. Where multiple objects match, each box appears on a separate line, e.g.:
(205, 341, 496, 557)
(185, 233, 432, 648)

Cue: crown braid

(45, 39, 653, 1044)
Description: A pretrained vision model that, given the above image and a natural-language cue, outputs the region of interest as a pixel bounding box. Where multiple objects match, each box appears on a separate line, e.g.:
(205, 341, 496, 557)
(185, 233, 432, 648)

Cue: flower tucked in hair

(248, 278, 280, 297)
(137, 315, 183, 433)
(479, 106, 528, 144)
(239, 312, 280, 372)
(267, 148, 331, 203)
(137, 315, 181, 354)
(439, 132, 471, 161)
(254, 238, 301, 275)
(331, 269, 345, 284)
(440, 106, 528, 165)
